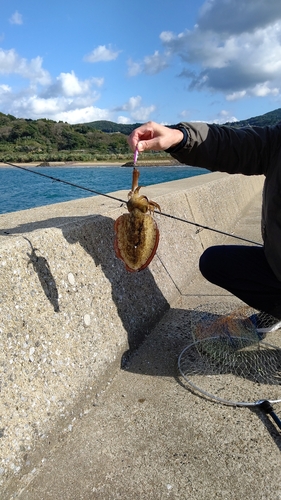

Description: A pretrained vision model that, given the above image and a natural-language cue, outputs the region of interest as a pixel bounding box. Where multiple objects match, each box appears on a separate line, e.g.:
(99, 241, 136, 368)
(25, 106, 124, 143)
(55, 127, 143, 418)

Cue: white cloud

(123, 96, 142, 111)
(92, 77, 104, 88)
(212, 110, 238, 124)
(227, 83, 279, 101)
(226, 90, 247, 101)
(0, 48, 51, 85)
(117, 116, 131, 124)
(83, 45, 120, 63)
(57, 71, 93, 96)
(143, 51, 169, 74)
(159, 2, 281, 101)
(27, 96, 61, 115)
(179, 110, 189, 119)
(127, 51, 169, 77)
(0, 63, 109, 123)
(0, 44, 111, 124)
(54, 106, 110, 124)
(0, 89, 111, 124)
(131, 105, 156, 121)
(9, 11, 23, 25)
(0, 84, 12, 94)
(115, 95, 156, 122)
(251, 83, 280, 97)
(39, 71, 101, 110)
(159, 31, 174, 43)
(127, 58, 142, 77)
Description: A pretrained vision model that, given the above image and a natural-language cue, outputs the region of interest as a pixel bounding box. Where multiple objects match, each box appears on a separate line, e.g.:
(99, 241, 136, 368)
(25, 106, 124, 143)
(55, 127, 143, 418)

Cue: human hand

(128, 121, 184, 153)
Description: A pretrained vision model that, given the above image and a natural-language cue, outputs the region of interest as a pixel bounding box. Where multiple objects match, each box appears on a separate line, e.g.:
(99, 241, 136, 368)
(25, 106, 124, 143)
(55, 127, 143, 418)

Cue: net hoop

(178, 336, 281, 407)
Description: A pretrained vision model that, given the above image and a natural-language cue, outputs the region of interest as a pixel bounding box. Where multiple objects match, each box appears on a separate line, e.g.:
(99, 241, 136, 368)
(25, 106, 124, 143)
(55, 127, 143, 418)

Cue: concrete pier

(2, 171, 278, 500)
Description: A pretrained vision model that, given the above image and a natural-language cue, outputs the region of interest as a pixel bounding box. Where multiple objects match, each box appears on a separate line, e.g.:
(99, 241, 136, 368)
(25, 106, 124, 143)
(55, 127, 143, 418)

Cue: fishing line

(155, 210, 262, 246)
(4, 161, 125, 204)
(4, 161, 262, 246)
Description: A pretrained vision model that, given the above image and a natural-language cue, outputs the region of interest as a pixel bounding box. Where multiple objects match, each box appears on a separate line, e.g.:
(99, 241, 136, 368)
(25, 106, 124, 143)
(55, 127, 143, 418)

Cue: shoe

(249, 312, 281, 334)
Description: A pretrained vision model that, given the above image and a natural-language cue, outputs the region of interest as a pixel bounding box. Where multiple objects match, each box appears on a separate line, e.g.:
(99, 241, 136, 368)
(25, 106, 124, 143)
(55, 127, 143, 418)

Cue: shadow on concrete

(250, 407, 281, 450)
(2, 213, 170, 352)
(121, 307, 196, 376)
(0, 214, 95, 236)
(119, 301, 281, 450)
(23, 236, 60, 312)
(61, 214, 170, 352)
(122, 303, 281, 452)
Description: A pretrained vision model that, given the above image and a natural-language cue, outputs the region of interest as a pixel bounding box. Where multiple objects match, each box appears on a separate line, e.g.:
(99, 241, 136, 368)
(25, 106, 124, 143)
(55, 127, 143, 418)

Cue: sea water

(0, 165, 208, 214)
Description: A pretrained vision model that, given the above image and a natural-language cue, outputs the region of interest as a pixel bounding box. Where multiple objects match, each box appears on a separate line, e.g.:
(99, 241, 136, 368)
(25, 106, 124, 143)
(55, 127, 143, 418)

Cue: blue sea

(0, 165, 208, 215)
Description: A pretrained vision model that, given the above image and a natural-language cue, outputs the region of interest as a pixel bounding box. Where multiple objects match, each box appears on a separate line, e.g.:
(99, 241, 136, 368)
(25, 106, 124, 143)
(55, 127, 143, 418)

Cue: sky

(1, 0, 281, 125)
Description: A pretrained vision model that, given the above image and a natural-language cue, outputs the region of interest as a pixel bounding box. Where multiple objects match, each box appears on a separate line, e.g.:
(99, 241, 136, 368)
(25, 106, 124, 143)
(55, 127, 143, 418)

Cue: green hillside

(0, 108, 281, 163)
(0, 113, 133, 164)
(82, 120, 142, 135)
(225, 108, 281, 128)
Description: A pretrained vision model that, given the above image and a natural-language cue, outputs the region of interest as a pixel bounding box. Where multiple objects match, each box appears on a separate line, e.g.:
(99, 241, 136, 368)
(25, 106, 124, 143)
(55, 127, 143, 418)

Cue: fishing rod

(3, 161, 262, 246)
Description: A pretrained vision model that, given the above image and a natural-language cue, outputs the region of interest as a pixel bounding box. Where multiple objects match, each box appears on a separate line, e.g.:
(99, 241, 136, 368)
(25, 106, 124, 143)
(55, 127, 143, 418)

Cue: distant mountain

(84, 109, 281, 134)
(82, 120, 143, 135)
(225, 108, 281, 128)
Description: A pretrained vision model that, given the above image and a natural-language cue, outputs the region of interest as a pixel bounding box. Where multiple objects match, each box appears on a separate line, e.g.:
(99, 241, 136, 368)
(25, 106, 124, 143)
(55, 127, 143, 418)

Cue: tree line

(1, 108, 281, 163)
(0, 113, 137, 163)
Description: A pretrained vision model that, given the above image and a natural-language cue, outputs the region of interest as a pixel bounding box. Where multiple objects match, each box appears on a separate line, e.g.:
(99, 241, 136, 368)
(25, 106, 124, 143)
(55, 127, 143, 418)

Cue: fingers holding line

(128, 121, 184, 153)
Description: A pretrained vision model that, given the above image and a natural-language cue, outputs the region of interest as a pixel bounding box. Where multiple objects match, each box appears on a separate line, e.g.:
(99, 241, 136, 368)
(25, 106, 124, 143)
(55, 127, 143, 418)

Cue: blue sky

(1, 0, 281, 125)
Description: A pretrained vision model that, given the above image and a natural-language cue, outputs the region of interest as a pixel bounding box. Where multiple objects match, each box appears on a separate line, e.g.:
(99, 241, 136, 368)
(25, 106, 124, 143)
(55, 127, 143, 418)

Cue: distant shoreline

(0, 161, 123, 168)
(0, 159, 180, 168)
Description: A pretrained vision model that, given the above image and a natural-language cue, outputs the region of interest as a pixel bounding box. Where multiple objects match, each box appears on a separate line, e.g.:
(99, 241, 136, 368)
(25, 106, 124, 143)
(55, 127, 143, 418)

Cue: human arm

(128, 120, 280, 176)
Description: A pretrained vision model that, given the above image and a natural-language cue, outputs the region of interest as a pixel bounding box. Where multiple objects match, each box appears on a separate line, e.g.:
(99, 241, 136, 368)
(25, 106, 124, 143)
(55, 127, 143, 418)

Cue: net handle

(257, 400, 281, 430)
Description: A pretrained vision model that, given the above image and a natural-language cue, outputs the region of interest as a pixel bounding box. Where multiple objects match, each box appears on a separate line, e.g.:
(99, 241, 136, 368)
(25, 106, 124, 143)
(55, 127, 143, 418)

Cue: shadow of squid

(24, 237, 60, 312)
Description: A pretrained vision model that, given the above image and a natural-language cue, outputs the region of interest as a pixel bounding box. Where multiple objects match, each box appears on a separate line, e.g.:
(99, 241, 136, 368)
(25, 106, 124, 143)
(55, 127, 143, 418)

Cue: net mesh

(178, 304, 281, 406)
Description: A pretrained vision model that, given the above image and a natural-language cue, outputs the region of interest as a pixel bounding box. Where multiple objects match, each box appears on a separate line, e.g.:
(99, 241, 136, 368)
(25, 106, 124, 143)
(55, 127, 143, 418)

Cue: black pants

(199, 245, 281, 319)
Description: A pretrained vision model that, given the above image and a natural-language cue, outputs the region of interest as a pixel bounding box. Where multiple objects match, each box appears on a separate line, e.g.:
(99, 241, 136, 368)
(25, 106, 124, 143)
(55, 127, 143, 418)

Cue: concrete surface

(7, 190, 281, 500)
(2, 170, 277, 499)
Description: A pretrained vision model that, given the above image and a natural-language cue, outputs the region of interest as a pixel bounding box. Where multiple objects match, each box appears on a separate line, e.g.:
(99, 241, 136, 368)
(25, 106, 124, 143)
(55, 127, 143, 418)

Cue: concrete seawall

(0, 171, 263, 492)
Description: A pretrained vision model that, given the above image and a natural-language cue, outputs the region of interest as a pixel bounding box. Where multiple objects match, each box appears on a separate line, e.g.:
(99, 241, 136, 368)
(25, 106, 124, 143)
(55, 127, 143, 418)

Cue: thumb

(137, 138, 161, 152)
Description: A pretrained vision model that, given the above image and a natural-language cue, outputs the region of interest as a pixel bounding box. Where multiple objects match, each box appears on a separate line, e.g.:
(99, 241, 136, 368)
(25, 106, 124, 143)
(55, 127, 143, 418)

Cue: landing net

(178, 304, 281, 407)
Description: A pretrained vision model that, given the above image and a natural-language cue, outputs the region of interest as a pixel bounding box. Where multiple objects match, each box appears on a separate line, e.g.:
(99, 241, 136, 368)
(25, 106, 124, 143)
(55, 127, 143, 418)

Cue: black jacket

(169, 121, 281, 281)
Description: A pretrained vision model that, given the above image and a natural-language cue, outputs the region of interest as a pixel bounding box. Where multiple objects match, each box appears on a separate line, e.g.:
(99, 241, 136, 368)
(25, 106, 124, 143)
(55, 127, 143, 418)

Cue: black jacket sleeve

(168, 122, 281, 176)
